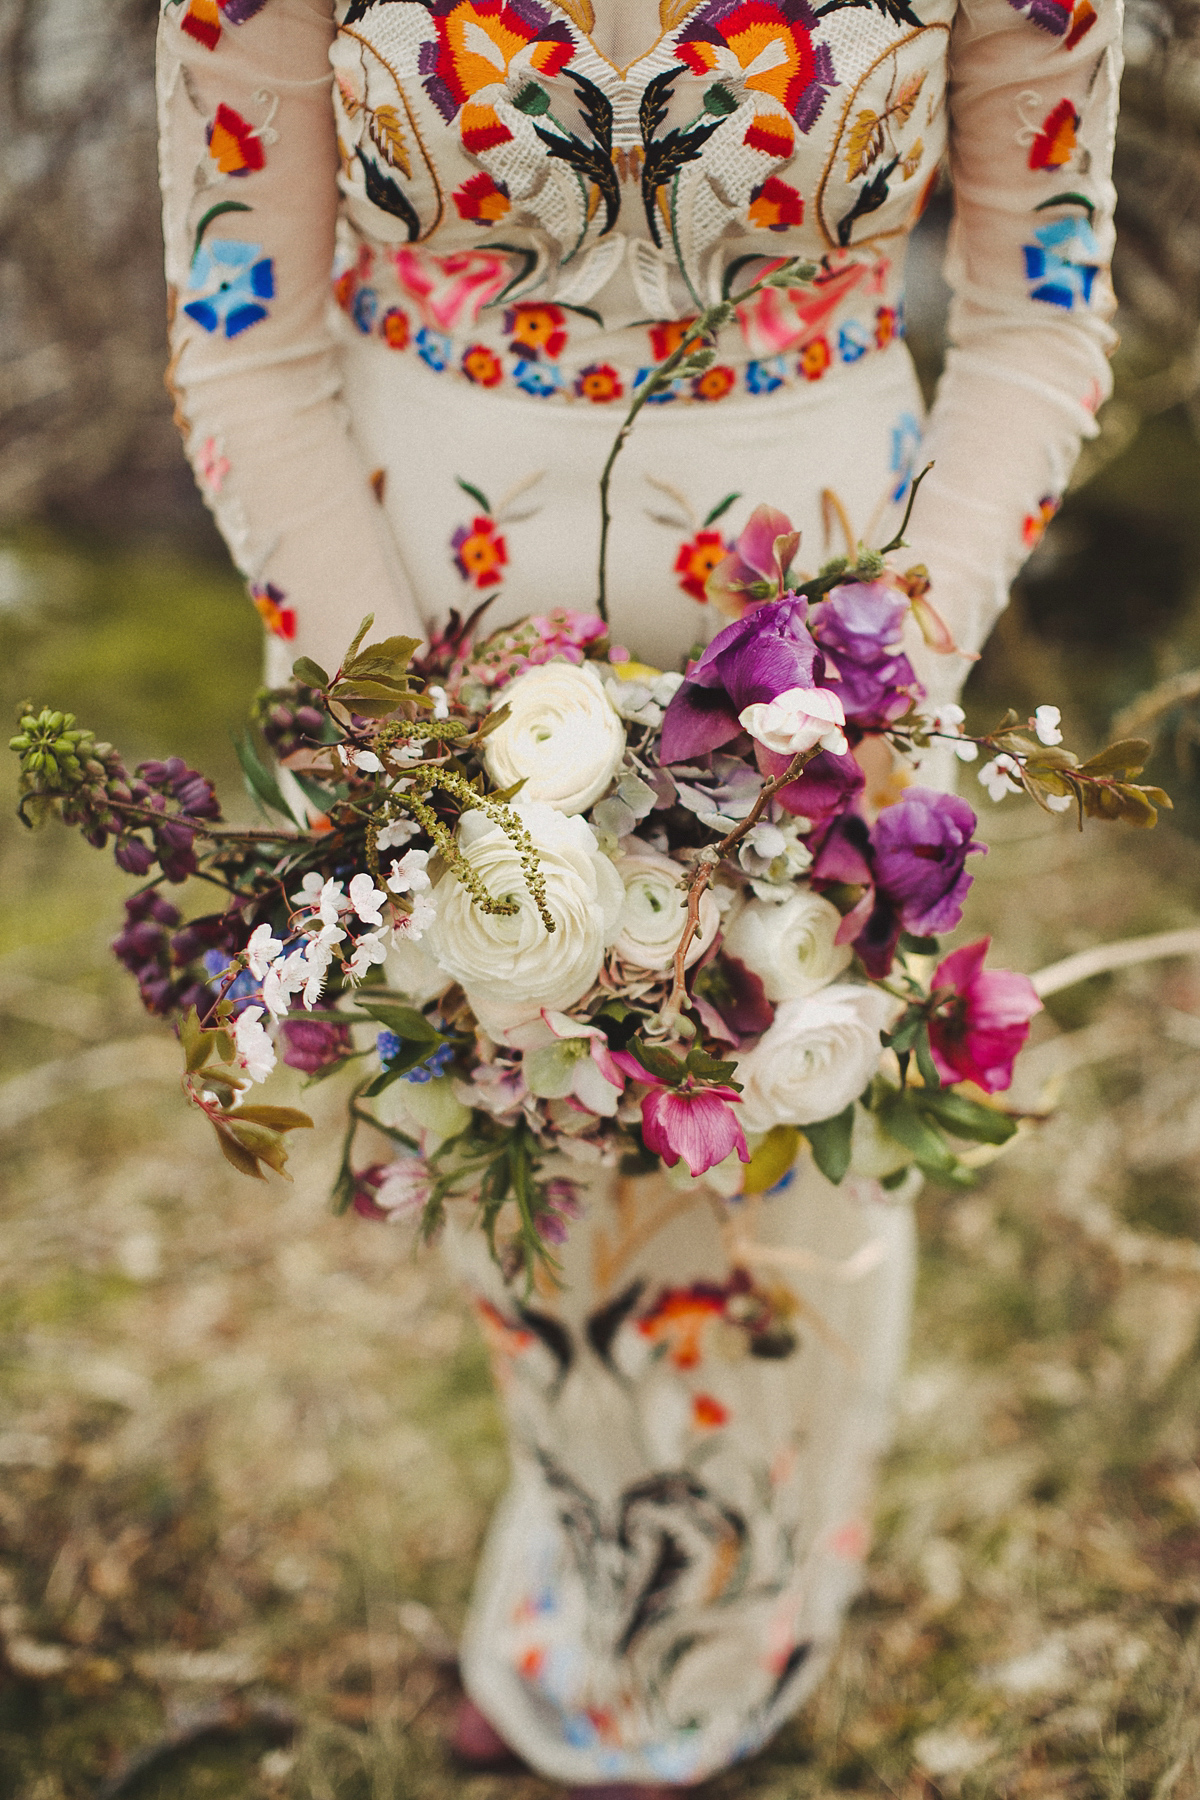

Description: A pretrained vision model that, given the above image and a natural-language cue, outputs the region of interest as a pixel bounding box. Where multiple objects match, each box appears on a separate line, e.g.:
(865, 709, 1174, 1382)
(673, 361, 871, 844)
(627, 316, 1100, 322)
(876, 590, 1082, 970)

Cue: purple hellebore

(810, 582, 921, 728)
(706, 504, 801, 617)
(872, 786, 985, 937)
(660, 597, 825, 763)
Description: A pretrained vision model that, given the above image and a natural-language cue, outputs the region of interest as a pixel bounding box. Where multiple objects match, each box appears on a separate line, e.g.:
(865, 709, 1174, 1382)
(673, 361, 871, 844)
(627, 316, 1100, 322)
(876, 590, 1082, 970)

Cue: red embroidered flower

(675, 530, 731, 602)
(1022, 494, 1060, 548)
(381, 307, 411, 350)
(692, 365, 737, 402)
(1065, 0, 1097, 46)
(453, 170, 512, 224)
(207, 103, 265, 175)
(798, 335, 831, 381)
(462, 343, 504, 386)
(575, 363, 624, 403)
(743, 114, 795, 157)
(675, 0, 835, 133)
(874, 304, 898, 349)
(637, 1286, 727, 1369)
(692, 1392, 730, 1430)
(505, 303, 568, 359)
(1029, 98, 1080, 171)
(649, 317, 698, 361)
(452, 516, 508, 588)
(180, 0, 222, 48)
(748, 176, 804, 232)
(251, 582, 296, 641)
(422, 0, 574, 155)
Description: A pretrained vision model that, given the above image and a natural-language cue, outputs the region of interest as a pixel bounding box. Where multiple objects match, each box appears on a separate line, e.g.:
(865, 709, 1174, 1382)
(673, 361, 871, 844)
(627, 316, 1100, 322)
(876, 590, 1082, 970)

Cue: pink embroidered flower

(197, 436, 230, 496)
(928, 937, 1042, 1093)
(394, 248, 512, 331)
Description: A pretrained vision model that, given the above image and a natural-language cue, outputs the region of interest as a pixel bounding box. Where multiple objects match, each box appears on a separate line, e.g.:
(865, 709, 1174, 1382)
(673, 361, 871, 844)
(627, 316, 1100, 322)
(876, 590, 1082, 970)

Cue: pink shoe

(449, 1696, 525, 1771)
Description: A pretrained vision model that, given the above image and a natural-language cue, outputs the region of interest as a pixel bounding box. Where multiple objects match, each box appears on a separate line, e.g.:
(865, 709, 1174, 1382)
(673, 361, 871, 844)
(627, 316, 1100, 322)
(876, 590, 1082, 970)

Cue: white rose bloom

(734, 984, 895, 1131)
(722, 891, 851, 1001)
(425, 801, 623, 1035)
(484, 661, 625, 814)
(384, 929, 451, 1005)
(612, 841, 718, 970)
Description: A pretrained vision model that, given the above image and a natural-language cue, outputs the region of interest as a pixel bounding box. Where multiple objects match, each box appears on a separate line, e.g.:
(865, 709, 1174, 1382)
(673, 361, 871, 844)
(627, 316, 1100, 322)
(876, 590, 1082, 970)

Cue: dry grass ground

(1, 529, 1199, 1799)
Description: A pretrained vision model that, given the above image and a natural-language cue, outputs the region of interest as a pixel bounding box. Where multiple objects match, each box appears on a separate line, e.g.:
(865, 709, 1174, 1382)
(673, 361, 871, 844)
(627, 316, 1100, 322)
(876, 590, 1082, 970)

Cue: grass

(1, 514, 1200, 1798)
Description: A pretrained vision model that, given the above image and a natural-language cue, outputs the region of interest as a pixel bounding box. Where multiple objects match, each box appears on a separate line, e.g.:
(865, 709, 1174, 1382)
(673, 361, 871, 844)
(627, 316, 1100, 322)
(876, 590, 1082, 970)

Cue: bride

(156, 0, 1120, 1789)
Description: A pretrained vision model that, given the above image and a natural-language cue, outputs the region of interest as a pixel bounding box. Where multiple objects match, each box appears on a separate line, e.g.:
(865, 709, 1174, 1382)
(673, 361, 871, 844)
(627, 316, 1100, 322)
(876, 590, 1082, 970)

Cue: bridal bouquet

(10, 517, 1171, 1276)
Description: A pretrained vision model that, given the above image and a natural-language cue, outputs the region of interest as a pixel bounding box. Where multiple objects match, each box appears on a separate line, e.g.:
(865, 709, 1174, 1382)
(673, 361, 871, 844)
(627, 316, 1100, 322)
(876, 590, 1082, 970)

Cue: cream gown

(157, 0, 1121, 1780)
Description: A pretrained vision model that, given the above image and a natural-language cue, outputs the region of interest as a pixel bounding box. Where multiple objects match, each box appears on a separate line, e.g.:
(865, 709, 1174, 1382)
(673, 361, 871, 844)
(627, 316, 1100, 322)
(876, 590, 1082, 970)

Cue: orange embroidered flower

(1064, 0, 1097, 47)
(1028, 98, 1080, 171)
(453, 170, 512, 225)
(250, 582, 296, 641)
(452, 515, 508, 587)
(675, 529, 729, 602)
(462, 343, 504, 386)
(423, 0, 574, 153)
(518, 1645, 545, 1679)
(180, 0, 222, 48)
(692, 1392, 730, 1430)
(505, 303, 568, 359)
(382, 307, 411, 350)
(333, 268, 358, 313)
(649, 317, 698, 361)
(743, 113, 795, 158)
(874, 304, 898, 349)
(475, 1297, 534, 1357)
(692, 365, 737, 402)
(798, 335, 831, 381)
(1022, 494, 1060, 549)
(675, 0, 834, 132)
(207, 103, 265, 175)
(748, 176, 804, 232)
(637, 1286, 727, 1369)
(574, 363, 624, 403)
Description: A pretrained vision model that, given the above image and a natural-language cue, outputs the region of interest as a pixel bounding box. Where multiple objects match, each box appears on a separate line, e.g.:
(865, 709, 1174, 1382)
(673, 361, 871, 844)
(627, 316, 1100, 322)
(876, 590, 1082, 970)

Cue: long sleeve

(157, 0, 422, 675)
(903, 0, 1123, 702)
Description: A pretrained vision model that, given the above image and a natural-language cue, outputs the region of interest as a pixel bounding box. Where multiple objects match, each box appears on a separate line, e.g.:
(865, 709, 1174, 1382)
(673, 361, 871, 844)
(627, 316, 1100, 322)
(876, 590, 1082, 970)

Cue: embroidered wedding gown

(157, 0, 1120, 1781)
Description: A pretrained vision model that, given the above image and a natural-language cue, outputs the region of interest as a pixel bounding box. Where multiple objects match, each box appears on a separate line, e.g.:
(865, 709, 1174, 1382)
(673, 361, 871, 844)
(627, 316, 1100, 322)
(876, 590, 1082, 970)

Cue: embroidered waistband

(332, 275, 906, 409)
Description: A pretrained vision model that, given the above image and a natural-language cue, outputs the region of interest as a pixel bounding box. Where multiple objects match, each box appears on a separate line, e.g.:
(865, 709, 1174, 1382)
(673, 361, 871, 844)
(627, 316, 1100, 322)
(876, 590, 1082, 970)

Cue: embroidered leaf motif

(901, 136, 924, 180)
(891, 71, 925, 132)
(355, 149, 420, 242)
(335, 72, 362, 119)
(192, 200, 253, 259)
(639, 67, 722, 250)
(837, 156, 898, 247)
(660, 0, 704, 27)
(532, 70, 620, 238)
(844, 109, 885, 180)
(814, 0, 922, 27)
(369, 104, 412, 178)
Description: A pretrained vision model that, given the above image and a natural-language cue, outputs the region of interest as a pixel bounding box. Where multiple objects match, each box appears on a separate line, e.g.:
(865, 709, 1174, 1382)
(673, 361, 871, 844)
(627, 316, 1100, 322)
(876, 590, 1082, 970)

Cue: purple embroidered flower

(810, 581, 920, 728)
(220, 0, 270, 21)
(660, 596, 824, 763)
(872, 787, 986, 937)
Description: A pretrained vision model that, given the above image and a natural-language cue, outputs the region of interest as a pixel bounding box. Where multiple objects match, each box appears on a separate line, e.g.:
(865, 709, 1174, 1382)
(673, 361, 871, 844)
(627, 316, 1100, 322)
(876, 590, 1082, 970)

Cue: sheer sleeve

(903, 0, 1123, 703)
(157, 0, 422, 675)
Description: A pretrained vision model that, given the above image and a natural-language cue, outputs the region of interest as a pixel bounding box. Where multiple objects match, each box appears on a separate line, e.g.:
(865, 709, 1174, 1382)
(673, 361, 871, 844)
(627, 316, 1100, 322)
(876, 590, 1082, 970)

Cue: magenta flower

(640, 1082, 750, 1177)
(928, 938, 1042, 1093)
(810, 582, 921, 728)
(280, 1018, 352, 1074)
(706, 504, 801, 617)
(758, 741, 866, 827)
(661, 597, 825, 763)
(871, 788, 985, 937)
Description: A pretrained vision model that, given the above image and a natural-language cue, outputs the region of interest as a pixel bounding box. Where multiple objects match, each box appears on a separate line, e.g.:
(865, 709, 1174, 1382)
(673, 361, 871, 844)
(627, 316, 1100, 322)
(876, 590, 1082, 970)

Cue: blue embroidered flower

(513, 358, 564, 397)
(1022, 216, 1101, 309)
(837, 320, 870, 364)
(184, 239, 274, 339)
(744, 357, 786, 395)
(889, 410, 923, 502)
(353, 285, 379, 334)
(416, 326, 453, 372)
(632, 367, 681, 404)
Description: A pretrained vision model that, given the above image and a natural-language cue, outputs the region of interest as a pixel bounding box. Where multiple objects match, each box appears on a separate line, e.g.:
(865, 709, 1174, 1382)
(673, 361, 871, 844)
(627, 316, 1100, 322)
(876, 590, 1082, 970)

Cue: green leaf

(1076, 738, 1151, 777)
(625, 1037, 685, 1085)
(899, 932, 940, 956)
(225, 1118, 291, 1177)
(702, 82, 738, 116)
(292, 657, 330, 688)
(232, 1105, 315, 1132)
(212, 1119, 267, 1180)
(878, 1095, 958, 1175)
(915, 1087, 1018, 1145)
(193, 200, 252, 258)
(802, 1106, 854, 1185)
(913, 1024, 942, 1092)
(232, 730, 301, 826)
(359, 1002, 442, 1044)
(340, 615, 376, 669)
(1033, 190, 1096, 218)
(683, 1046, 740, 1086)
(330, 679, 412, 703)
(180, 1007, 211, 1074)
(455, 477, 492, 513)
(702, 491, 740, 527)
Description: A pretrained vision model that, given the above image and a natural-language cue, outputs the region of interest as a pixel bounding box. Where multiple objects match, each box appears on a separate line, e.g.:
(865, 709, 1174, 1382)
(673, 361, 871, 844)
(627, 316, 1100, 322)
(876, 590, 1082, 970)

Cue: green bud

(46, 712, 64, 734)
(10, 735, 29, 751)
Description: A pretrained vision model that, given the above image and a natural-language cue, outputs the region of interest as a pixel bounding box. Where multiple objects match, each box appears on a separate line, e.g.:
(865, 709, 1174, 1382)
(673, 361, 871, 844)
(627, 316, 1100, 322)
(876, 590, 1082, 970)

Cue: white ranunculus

(424, 801, 623, 1035)
(612, 841, 718, 970)
(484, 661, 625, 814)
(734, 984, 895, 1131)
(384, 928, 452, 1005)
(722, 890, 851, 1001)
(738, 686, 848, 758)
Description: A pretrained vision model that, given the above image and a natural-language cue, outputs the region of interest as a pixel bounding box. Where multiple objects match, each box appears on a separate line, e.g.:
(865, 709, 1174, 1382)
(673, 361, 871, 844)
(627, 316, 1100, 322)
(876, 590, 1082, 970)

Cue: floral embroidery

(676, 530, 733, 602)
(798, 336, 831, 380)
(745, 357, 786, 394)
(574, 363, 624, 403)
(207, 103, 265, 175)
(888, 410, 923, 502)
(1023, 214, 1100, 309)
(452, 513, 508, 588)
(463, 343, 504, 385)
(420, 0, 575, 154)
(837, 320, 869, 363)
(1004, 0, 1095, 42)
(382, 307, 411, 349)
(1022, 493, 1061, 548)
(748, 177, 805, 232)
(184, 239, 274, 338)
(1028, 98, 1080, 170)
(513, 358, 564, 396)
(453, 171, 512, 225)
(506, 304, 568, 361)
(197, 436, 230, 497)
(176, 0, 269, 51)
(251, 581, 296, 641)
(395, 248, 512, 331)
(637, 1283, 728, 1369)
(416, 325, 453, 370)
(675, 0, 836, 137)
(649, 318, 698, 361)
(692, 1393, 730, 1430)
(693, 365, 737, 401)
(353, 286, 379, 334)
(874, 304, 899, 349)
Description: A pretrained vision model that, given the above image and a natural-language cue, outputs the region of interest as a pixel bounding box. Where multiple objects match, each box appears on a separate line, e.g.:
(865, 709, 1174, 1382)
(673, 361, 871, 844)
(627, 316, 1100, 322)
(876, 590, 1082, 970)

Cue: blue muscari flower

(416, 327, 453, 371)
(376, 1029, 403, 1065)
(184, 239, 275, 339)
(837, 320, 869, 363)
(403, 1042, 455, 1083)
(513, 357, 563, 397)
(745, 356, 785, 395)
(353, 285, 379, 334)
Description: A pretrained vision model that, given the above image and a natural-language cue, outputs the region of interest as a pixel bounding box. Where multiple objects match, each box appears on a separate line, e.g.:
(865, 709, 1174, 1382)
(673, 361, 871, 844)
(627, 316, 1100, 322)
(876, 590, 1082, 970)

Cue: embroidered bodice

(157, 0, 1123, 680)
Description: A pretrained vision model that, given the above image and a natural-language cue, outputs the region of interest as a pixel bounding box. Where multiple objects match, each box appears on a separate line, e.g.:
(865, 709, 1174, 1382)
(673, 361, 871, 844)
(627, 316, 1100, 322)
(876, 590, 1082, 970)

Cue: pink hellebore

(928, 937, 1042, 1093)
(642, 1084, 750, 1178)
(706, 505, 801, 618)
(518, 1011, 625, 1117)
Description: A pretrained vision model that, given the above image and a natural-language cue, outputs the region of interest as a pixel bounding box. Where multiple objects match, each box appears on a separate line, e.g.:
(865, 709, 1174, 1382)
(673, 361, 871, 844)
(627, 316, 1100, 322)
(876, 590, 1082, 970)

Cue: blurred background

(3, 1, 1200, 1795)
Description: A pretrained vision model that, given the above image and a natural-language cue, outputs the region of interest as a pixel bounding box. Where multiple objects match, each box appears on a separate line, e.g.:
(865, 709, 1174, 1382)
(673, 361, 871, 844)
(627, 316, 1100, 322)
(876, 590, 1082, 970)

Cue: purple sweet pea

(872, 787, 986, 936)
(762, 742, 866, 827)
(810, 811, 902, 977)
(661, 597, 825, 763)
(810, 582, 921, 728)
